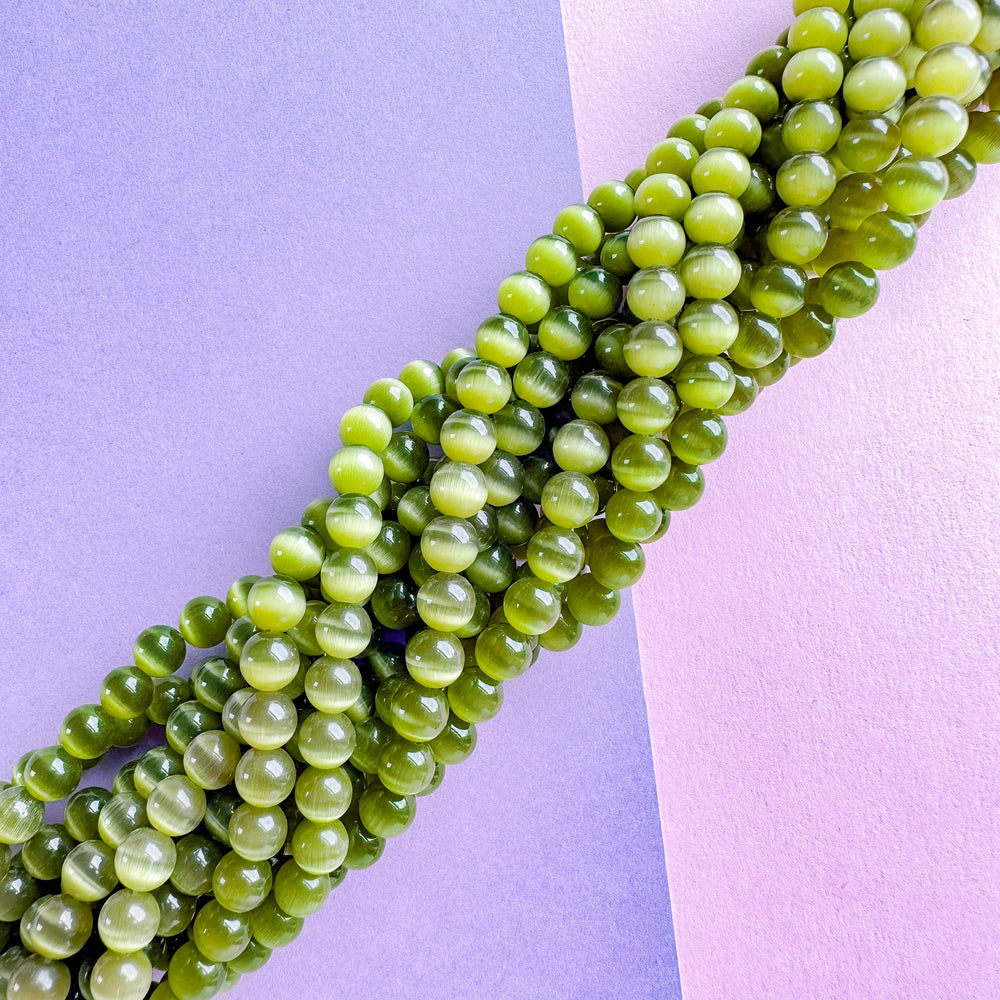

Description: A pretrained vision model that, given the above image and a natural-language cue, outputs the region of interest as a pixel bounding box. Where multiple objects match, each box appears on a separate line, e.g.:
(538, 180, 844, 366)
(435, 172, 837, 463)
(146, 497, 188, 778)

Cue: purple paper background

(0, 3, 680, 999)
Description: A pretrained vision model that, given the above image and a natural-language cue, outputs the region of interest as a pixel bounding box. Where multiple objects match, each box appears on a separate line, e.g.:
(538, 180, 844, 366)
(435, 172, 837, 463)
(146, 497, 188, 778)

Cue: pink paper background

(561, 1, 1000, 998)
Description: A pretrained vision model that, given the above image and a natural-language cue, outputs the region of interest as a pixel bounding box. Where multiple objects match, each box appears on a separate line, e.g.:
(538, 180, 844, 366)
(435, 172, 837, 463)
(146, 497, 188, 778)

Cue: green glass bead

(440, 408, 497, 463)
(167, 942, 226, 1000)
(381, 431, 430, 483)
(567, 267, 622, 320)
(782, 99, 843, 153)
(246, 576, 306, 634)
(447, 667, 504, 724)
(223, 617, 258, 667)
(387, 679, 450, 742)
(399, 360, 444, 404)
(290, 819, 348, 875)
(146, 775, 205, 838)
(746, 44, 793, 86)
(669, 409, 728, 465)
(5, 954, 72, 1000)
(312, 602, 371, 660)
(367, 521, 412, 577)
(538, 471, 598, 529)
(63, 787, 109, 843)
(526, 525, 586, 584)
(228, 804, 287, 862)
(781, 47, 845, 101)
(426, 461, 486, 520)
(350, 716, 394, 773)
(569, 374, 621, 428)
(97, 791, 148, 849)
(420, 516, 478, 573)
(600, 230, 638, 281)
(552, 203, 605, 255)
(220, 689, 253, 741)
(673, 355, 736, 410)
(704, 107, 762, 155)
(395, 486, 438, 536)
(297, 711, 355, 769)
(0, 863, 40, 923)
(100, 667, 154, 721)
(20, 894, 91, 963)
(18, 826, 67, 885)
(914, 41, 983, 98)
(682, 192, 744, 246)
(265, 528, 322, 586)
(356, 783, 415, 840)
(239, 633, 301, 693)
(59, 704, 117, 761)
(551, 420, 610, 475)
(511, 353, 570, 411)
(23, 747, 82, 803)
(837, 115, 901, 173)
(477, 452, 522, 509)
(455, 359, 513, 415)
(616, 376, 678, 436)
(234, 749, 296, 809)
(363, 378, 413, 428)
(941, 147, 977, 198)
(633, 173, 692, 219)
(165, 702, 222, 754)
(691, 147, 751, 197)
(536, 307, 592, 363)
(96, 889, 159, 953)
(226, 576, 261, 619)
(404, 629, 465, 688)
(883, 155, 950, 215)
(413, 573, 474, 632)
(962, 110, 1000, 163)
(427, 713, 477, 765)
(134, 625, 186, 678)
(202, 788, 239, 849)
(678, 243, 742, 299)
(152, 883, 196, 937)
(190, 900, 250, 963)
(170, 834, 224, 898)
(750, 263, 808, 319)
(588, 536, 646, 590)
(476, 317, 532, 376)
(134, 747, 185, 798)
(225, 938, 271, 977)
(854, 210, 919, 269)
(915, 0, 982, 47)
(646, 137, 699, 180)
(604, 489, 662, 542)
(212, 853, 272, 913)
(825, 174, 887, 232)
(250, 893, 303, 949)
(273, 861, 331, 918)
(842, 56, 908, 113)
(524, 234, 579, 289)
(564, 575, 621, 626)
(622, 319, 683, 375)
(303, 657, 362, 716)
(781, 306, 838, 357)
(776, 152, 837, 207)
(502, 577, 562, 635)
(0, 787, 44, 846)
(538, 606, 582, 652)
(339, 403, 393, 452)
(59, 838, 115, 903)
(727, 311, 784, 369)
(626, 216, 686, 270)
(679, 299, 741, 356)
(177, 596, 231, 650)
(237, 691, 297, 751)
(723, 74, 781, 121)
(740, 162, 776, 215)
(611, 434, 671, 492)
(328, 445, 384, 497)
(668, 113, 709, 151)
(377, 738, 435, 795)
(114, 828, 175, 892)
(849, 9, 912, 59)
(766, 207, 828, 264)
(496, 271, 552, 325)
(190, 657, 244, 714)
(410, 393, 459, 447)
(294, 766, 352, 824)
(586, 180, 637, 231)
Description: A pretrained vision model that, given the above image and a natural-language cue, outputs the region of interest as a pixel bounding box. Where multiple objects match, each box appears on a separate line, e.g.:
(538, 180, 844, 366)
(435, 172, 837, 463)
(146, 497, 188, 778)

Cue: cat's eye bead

(133, 626, 187, 679)
(294, 766, 353, 824)
(962, 110, 1000, 163)
(18, 893, 92, 959)
(404, 630, 465, 688)
(22, 748, 82, 803)
(439, 408, 498, 465)
(59, 704, 117, 761)
(62, 787, 109, 843)
(100, 667, 155, 721)
(97, 791, 148, 849)
(673, 355, 737, 410)
(245, 576, 306, 634)
(167, 834, 223, 899)
(273, 861, 331, 919)
(854, 210, 919, 269)
(704, 107, 763, 155)
(727, 311, 784, 369)
(611, 435, 672, 492)
(237, 692, 297, 752)
(782, 100, 842, 154)
(189, 899, 251, 964)
(781, 47, 845, 101)
(233, 749, 296, 809)
(428, 462, 488, 520)
(678, 243, 742, 299)
(167, 941, 227, 1000)
(564, 574, 621, 627)
(421, 516, 479, 573)
(838, 115, 902, 173)
(0, 787, 44, 846)
(682, 193, 744, 246)
(177, 596, 231, 650)
(59, 838, 115, 902)
(668, 409, 728, 466)
(605, 490, 663, 543)
(724, 74, 781, 122)
(146, 775, 206, 838)
(239, 633, 301, 693)
(96, 889, 160, 953)
(679, 299, 741, 356)
(339, 403, 393, 452)
(766, 207, 828, 264)
(781, 306, 838, 358)
(165, 702, 222, 754)
(290, 819, 349, 876)
(526, 525, 586, 584)
(132, 747, 184, 799)
(916, 0, 983, 48)
(228, 804, 287, 862)
(114, 828, 176, 892)
(540, 472, 599, 529)
(447, 667, 504, 724)
(212, 853, 273, 913)
(249, 893, 304, 949)
(297, 712, 356, 770)
(0, 863, 40, 924)
(386, 680, 451, 743)
(4, 953, 72, 1000)
(496, 271, 552, 325)
(615, 377, 678, 436)
(377, 738, 436, 796)
(358, 784, 416, 839)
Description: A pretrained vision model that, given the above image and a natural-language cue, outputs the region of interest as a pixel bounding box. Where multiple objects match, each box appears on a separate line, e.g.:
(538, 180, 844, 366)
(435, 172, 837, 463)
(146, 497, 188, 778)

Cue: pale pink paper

(561, 2, 1000, 998)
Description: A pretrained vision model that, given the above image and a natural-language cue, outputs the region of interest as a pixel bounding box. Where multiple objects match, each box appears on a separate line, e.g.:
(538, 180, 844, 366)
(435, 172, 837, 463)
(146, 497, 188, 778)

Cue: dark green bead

(588, 536, 646, 589)
(98, 792, 148, 849)
(668, 409, 728, 465)
(941, 147, 978, 198)
(571, 371, 622, 425)
(727, 311, 784, 369)
(60, 839, 117, 902)
(24, 747, 83, 802)
(153, 882, 197, 937)
(167, 942, 227, 1000)
(746, 45, 792, 86)
(273, 861, 331, 918)
(342, 813, 385, 871)
(837, 115, 901, 172)
(147, 675, 192, 726)
(250, 894, 303, 949)
(567, 267, 622, 319)
(171, 834, 225, 897)
(64, 787, 111, 842)
(750, 263, 808, 318)
(179, 597, 231, 649)
(447, 667, 504, 723)
(381, 431, 430, 483)
(134, 747, 184, 799)
(599, 231, 639, 281)
(204, 787, 241, 844)
(387, 679, 450, 743)
(817, 261, 880, 317)
(358, 785, 415, 839)
(512, 352, 570, 409)
(740, 163, 776, 215)
(754, 350, 792, 387)
(564, 574, 621, 626)
(465, 543, 516, 594)
(192, 899, 251, 962)
(165, 702, 222, 754)
(427, 713, 477, 764)
(587, 179, 637, 231)
(781, 306, 838, 357)
(537, 307, 593, 361)
(134, 626, 187, 678)
(21, 825, 73, 881)
(101, 666, 154, 721)
(495, 497, 539, 545)
(227, 937, 272, 975)
(190, 656, 244, 713)
(717, 365, 760, 416)
(668, 114, 709, 152)
(0, 862, 40, 921)
(112, 713, 151, 749)
(60, 705, 116, 761)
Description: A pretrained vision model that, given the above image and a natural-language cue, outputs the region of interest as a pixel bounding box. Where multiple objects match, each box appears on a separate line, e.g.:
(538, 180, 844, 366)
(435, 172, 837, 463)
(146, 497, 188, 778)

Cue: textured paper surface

(561, 1, 1000, 998)
(0, 3, 680, 998)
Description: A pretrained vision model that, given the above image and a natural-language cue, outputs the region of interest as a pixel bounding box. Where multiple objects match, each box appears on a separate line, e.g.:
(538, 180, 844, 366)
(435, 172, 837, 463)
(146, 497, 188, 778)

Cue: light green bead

(416, 573, 476, 632)
(781, 47, 845, 101)
(97, 889, 159, 953)
(493, 400, 546, 456)
(133, 625, 186, 678)
(405, 629, 465, 688)
(678, 244, 742, 298)
(782, 99, 842, 154)
(339, 403, 393, 451)
(234, 749, 296, 808)
(850, 9, 912, 59)
(177, 596, 231, 650)
(527, 526, 586, 584)
(503, 577, 562, 635)
(191, 900, 250, 963)
(18, 892, 92, 959)
(98, 667, 153, 723)
(766, 207, 828, 264)
(587, 180, 637, 230)
(0, 787, 44, 845)
(653, 460, 705, 510)
(377, 738, 435, 796)
(525, 234, 580, 288)
(399, 360, 444, 402)
(314, 602, 372, 659)
(704, 107, 762, 155)
(537, 307, 593, 361)
(97, 791, 148, 849)
(447, 667, 504, 723)
(915, 0, 982, 47)
(386, 679, 450, 742)
(668, 113, 709, 151)
(363, 378, 413, 428)
(788, 6, 849, 52)
(776, 152, 837, 206)
(540, 471, 599, 529)
(5, 954, 72, 1000)
(304, 657, 362, 715)
(167, 941, 226, 1000)
(553, 203, 605, 255)
(319, 548, 378, 604)
(497, 271, 552, 325)
(611, 435, 671, 492)
(239, 632, 300, 692)
(900, 95, 969, 156)
(512, 352, 571, 409)
(678, 299, 740, 354)
(439, 408, 497, 464)
(475, 315, 530, 368)
(60, 839, 116, 902)
(673, 355, 737, 410)
(455, 359, 512, 414)
(691, 147, 751, 197)
(882, 155, 950, 214)
(646, 138, 699, 179)
(421, 516, 479, 573)
(146, 775, 206, 838)
(114, 828, 176, 892)
(290, 819, 349, 875)
(567, 267, 622, 320)
(842, 56, 908, 113)
(669, 409, 728, 465)
(552, 420, 610, 475)
(616, 376, 678, 435)
(633, 173, 692, 219)
(626, 216, 687, 269)
(357, 784, 415, 839)
(328, 445, 384, 497)
(962, 110, 1000, 164)
(914, 41, 983, 98)
(294, 767, 352, 824)
(620, 320, 682, 376)
(429, 461, 488, 519)
(605, 489, 663, 542)
(682, 193, 744, 245)
(297, 711, 356, 769)
(249, 893, 303, 949)
(273, 861, 331, 918)
(723, 75, 781, 121)
(228, 804, 287, 862)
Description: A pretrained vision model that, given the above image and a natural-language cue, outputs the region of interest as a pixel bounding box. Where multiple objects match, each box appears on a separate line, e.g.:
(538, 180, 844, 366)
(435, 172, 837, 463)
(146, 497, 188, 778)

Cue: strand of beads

(2, 2, 999, 998)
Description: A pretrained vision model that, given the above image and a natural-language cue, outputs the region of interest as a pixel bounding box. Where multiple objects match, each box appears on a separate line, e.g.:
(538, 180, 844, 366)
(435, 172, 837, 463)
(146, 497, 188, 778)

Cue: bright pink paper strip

(561, 2, 1000, 997)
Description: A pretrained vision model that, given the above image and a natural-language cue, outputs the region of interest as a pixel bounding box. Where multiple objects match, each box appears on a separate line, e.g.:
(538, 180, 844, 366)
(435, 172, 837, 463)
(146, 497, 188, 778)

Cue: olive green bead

(404, 629, 465, 688)
(290, 819, 349, 875)
(395, 486, 438, 536)
(766, 207, 828, 265)
(100, 666, 155, 722)
(427, 461, 487, 520)
(567, 267, 622, 319)
(746, 44, 793, 86)
(175, 596, 230, 649)
(781, 306, 838, 358)
(250, 893, 304, 949)
(589, 535, 646, 590)
(564, 574, 621, 626)
(439, 408, 498, 463)
(782, 100, 842, 155)
(781, 47, 844, 101)
(147, 673, 191, 727)
(511, 353, 570, 411)
(114, 827, 176, 893)
(223, 616, 258, 667)
(825, 174, 887, 232)
(167, 942, 227, 1000)
(538, 605, 583, 652)
(133, 625, 186, 679)
(97, 791, 148, 849)
(226, 576, 260, 619)
(224, 938, 271, 977)
(849, 9, 912, 59)
(679, 299, 741, 356)
(234, 749, 296, 809)
(673, 355, 737, 410)
(704, 107, 763, 155)
(962, 110, 1000, 163)
(718, 365, 760, 416)
(616, 376, 678, 435)
(605, 488, 662, 542)
(424, 712, 476, 765)
(377, 738, 435, 795)
(727, 311, 784, 369)
(5, 954, 72, 1000)
(363, 377, 413, 428)
(536, 307, 593, 362)
(524, 235, 579, 290)
(294, 766, 352, 824)
(190, 658, 244, 715)
(622, 320, 683, 377)
(18, 893, 92, 959)
(415, 573, 475, 632)
(611, 434, 671, 492)
(297, 711, 356, 769)
(339, 403, 393, 452)
(245, 576, 306, 634)
(750, 263, 808, 319)
(20, 826, 71, 883)
(474, 623, 533, 682)
(312, 602, 371, 660)
(420, 516, 479, 573)
(478, 451, 524, 508)
(211, 852, 272, 913)
(95, 889, 159, 953)
(302, 657, 361, 716)
(682, 192, 744, 246)
(816, 262, 880, 319)
(587, 179, 637, 231)
(447, 667, 504, 724)
(237, 691, 297, 751)
(133, 747, 184, 798)
(526, 525, 586, 584)
(553, 203, 605, 255)
(455, 359, 513, 414)
(358, 784, 415, 839)
(367, 520, 412, 576)
(0, 863, 40, 923)
(632, 173, 692, 220)
(146, 775, 206, 838)
(380, 431, 430, 483)
(916, 0, 983, 47)
(328, 445, 384, 497)
(600, 230, 639, 281)
(842, 56, 908, 113)
(496, 270, 552, 325)
(668, 113, 709, 151)
(776, 152, 837, 207)
(678, 243, 742, 299)
(62, 787, 109, 843)
(475, 316, 530, 370)
(854, 210, 919, 269)
(539, 471, 598, 529)
(668, 409, 728, 466)
(219, 688, 252, 741)
(59, 703, 117, 761)
(740, 162, 776, 214)
(691, 147, 752, 198)
(723, 74, 781, 121)
(502, 576, 562, 635)
(0, 948, 30, 997)
(0, 787, 44, 845)
(837, 115, 901, 173)
(271, 861, 330, 919)
(552, 420, 610, 475)
(238, 632, 300, 693)
(386, 679, 450, 742)
(914, 41, 983, 99)
(165, 702, 222, 754)
(626, 216, 687, 269)
(494, 400, 547, 457)
(169, 834, 224, 898)
(23, 747, 82, 803)
(227, 804, 287, 862)
(409, 393, 458, 447)
(350, 716, 394, 773)
(941, 147, 978, 198)
(189, 900, 250, 963)
(152, 882, 196, 937)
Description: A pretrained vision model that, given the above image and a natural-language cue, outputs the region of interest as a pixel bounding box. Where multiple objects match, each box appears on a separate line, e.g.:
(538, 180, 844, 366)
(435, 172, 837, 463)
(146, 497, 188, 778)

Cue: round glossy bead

(540, 471, 599, 529)
(503, 577, 562, 635)
(19, 826, 69, 883)
(473, 624, 533, 681)
(882, 156, 950, 215)
(23, 747, 82, 803)
(571, 372, 622, 425)
(420, 516, 479, 573)
(632, 173, 692, 219)
(328, 445, 383, 497)
(358, 785, 415, 839)
(678, 299, 740, 355)
(439, 408, 498, 463)
(410, 393, 458, 446)
(238, 691, 296, 752)
(63, 787, 110, 842)
(238, 632, 300, 692)
(682, 193, 743, 245)
(212, 853, 272, 913)
(0, 864, 40, 923)
(621, 320, 682, 377)
(96, 889, 159, 953)
(616, 377, 678, 435)
(414, 573, 474, 632)
(825, 174, 887, 232)
(669, 410, 728, 465)
(190, 900, 250, 963)
(901, 96, 969, 158)
(97, 792, 148, 849)
(589, 536, 646, 590)
(941, 147, 978, 198)
(837, 116, 901, 172)
(404, 630, 465, 688)
(691, 147, 751, 197)
(18, 893, 92, 959)
(776, 152, 837, 207)
(246, 576, 305, 633)
(781, 100, 842, 154)
(475, 315, 530, 368)
(176, 596, 231, 649)
(565, 575, 621, 626)
(551, 420, 610, 475)
(678, 243, 741, 298)
(537, 308, 592, 362)
(961, 111, 1000, 163)
(339, 403, 393, 451)
(552, 203, 604, 254)
(493, 400, 546, 456)
(448, 667, 504, 723)
(228, 804, 287, 862)
(854, 211, 919, 269)
(849, 9, 912, 59)
(100, 667, 154, 721)
(842, 56, 908, 113)
(567, 267, 621, 320)
(303, 658, 361, 716)
(587, 179, 637, 230)
(605, 489, 663, 543)
(704, 108, 762, 155)
(386, 680, 450, 742)
(189, 657, 244, 713)
(133, 625, 186, 678)
(455, 359, 512, 414)
(626, 267, 686, 324)
(5, 954, 72, 1000)
(653, 461, 705, 511)
(728, 311, 784, 369)
(611, 435, 671, 492)
(766, 207, 827, 265)
(428, 461, 487, 519)
(321, 548, 379, 605)
(524, 234, 579, 288)
(781, 47, 844, 101)
(165, 701, 222, 755)
(511, 353, 570, 411)
(273, 861, 331, 919)
(167, 941, 226, 1000)
(311, 602, 370, 659)
(496, 271, 551, 325)
(169, 834, 223, 897)
(723, 74, 780, 121)
(781, 307, 838, 358)
(914, 42, 983, 99)
(380, 431, 430, 483)
(226, 575, 261, 618)
(114, 828, 175, 892)
(626, 216, 686, 269)
(297, 712, 356, 769)
(750, 263, 807, 319)
(363, 378, 413, 427)
(668, 113, 709, 150)
(294, 766, 352, 824)
(59, 704, 117, 761)
(0, 787, 44, 845)
(673, 355, 736, 410)
(377, 739, 435, 795)
(234, 749, 296, 809)
(146, 776, 206, 838)
(290, 819, 349, 875)
(527, 525, 586, 584)
(916, 0, 983, 47)
(223, 616, 258, 666)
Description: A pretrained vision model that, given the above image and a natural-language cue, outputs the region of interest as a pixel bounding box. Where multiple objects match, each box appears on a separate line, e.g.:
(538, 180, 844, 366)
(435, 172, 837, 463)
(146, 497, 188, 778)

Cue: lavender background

(0, 3, 680, 998)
